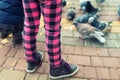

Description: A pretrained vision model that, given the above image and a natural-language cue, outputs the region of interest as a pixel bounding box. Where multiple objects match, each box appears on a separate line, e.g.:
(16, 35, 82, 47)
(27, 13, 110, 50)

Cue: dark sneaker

(25, 51, 44, 73)
(49, 60, 79, 79)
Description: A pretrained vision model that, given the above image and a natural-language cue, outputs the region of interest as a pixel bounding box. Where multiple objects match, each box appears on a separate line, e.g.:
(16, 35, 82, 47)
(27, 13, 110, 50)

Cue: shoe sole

(49, 65, 79, 79)
(25, 51, 44, 73)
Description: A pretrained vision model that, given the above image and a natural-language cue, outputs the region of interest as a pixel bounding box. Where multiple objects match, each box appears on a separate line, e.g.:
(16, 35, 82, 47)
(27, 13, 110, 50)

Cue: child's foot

(49, 60, 79, 79)
(26, 51, 44, 73)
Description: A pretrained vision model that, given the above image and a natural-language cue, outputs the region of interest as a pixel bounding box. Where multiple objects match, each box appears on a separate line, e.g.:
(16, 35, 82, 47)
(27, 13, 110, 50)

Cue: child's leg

(22, 0, 41, 63)
(41, 1, 79, 79)
(41, 0, 62, 68)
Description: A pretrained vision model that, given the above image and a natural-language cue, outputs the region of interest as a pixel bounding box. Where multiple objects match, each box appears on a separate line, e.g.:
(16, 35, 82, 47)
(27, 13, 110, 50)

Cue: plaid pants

(22, 0, 62, 67)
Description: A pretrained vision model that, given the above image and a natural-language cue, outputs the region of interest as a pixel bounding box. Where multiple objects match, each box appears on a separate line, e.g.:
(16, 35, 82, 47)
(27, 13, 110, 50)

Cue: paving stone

(116, 40, 120, 48)
(39, 74, 48, 80)
(37, 35, 45, 42)
(0, 56, 6, 67)
(100, 40, 109, 48)
(100, 11, 117, 16)
(83, 67, 97, 79)
(74, 66, 84, 78)
(3, 57, 18, 69)
(109, 68, 120, 80)
(83, 39, 92, 47)
(36, 62, 47, 74)
(15, 59, 26, 71)
(0, 69, 26, 80)
(63, 45, 74, 54)
(108, 48, 120, 57)
(82, 47, 98, 56)
(107, 33, 118, 39)
(97, 48, 110, 57)
(96, 68, 111, 80)
(40, 43, 46, 52)
(63, 78, 86, 80)
(61, 30, 73, 37)
(74, 46, 82, 55)
(73, 31, 80, 38)
(106, 40, 119, 48)
(118, 68, 120, 77)
(43, 52, 49, 62)
(117, 33, 120, 39)
(103, 57, 120, 67)
(98, 15, 117, 21)
(7, 47, 18, 57)
(67, 55, 91, 66)
(25, 73, 40, 80)
(91, 41, 105, 48)
(15, 48, 25, 59)
(44, 63, 49, 74)
(36, 42, 43, 51)
(62, 37, 84, 46)
(0, 67, 2, 72)
(0, 46, 11, 56)
(62, 54, 68, 61)
(91, 57, 104, 67)
(104, 34, 110, 40)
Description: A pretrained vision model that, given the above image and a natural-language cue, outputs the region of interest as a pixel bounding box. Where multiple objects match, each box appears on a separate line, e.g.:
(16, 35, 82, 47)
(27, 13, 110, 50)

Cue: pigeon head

(62, 0, 67, 7)
(73, 20, 78, 27)
(88, 17, 94, 24)
(67, 6, 76, 20)
(104, 21, 112, 27)
(80, 0, 89, 11)
(81, 6, 86, 11)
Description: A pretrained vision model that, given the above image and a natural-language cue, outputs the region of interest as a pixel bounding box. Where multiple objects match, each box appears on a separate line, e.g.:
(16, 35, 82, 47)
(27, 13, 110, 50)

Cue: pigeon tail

(90, 31, 105, 43)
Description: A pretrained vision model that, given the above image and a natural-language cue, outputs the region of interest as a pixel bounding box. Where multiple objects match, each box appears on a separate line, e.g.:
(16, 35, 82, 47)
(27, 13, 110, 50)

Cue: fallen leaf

(8, 33, 12, 38)
(1, 39, 9, 44)
(10, 61, 17, 70)
(0, 45, 3, 48)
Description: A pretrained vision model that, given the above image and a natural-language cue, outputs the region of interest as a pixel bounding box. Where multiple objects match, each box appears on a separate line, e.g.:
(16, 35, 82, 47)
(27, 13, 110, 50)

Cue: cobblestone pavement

(0, 0, 120, 80)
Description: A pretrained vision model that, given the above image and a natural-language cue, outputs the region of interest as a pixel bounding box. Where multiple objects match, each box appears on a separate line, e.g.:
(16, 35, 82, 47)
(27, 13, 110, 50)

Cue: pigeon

(73, 13, 93, 23)
(87, 13, 100, 23)
(67, 7, 76, 21)
(80, 0, 98, 14)
(118, 5, 120, 20)
(73, 21, 105, 43)
(96, 0, 105, 5)
(62, 0, 67, 7)
(96, 0, 105, 9)
(88, 18, 112, 33)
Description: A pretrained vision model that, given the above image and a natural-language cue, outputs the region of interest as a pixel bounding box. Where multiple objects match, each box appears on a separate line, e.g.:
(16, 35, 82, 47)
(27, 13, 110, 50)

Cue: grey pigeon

(118, 5, 120, 20)
(80, 0, 98, 14)
(88, 18, 112, 33)
(73, 13, 93, 23)
(96, 0, 105, 9)
(73, 13, 100, 23)
(67, 7, 76, 21)
(96, 0, 105, 5)
(73, 21, 105, 43)
(88, 13, 100, 23)
(62, 0, 67, 7)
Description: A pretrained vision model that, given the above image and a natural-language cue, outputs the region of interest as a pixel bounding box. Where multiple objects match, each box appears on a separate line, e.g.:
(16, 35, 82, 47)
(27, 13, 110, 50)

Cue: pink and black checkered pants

(22, 0, 62, 67)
